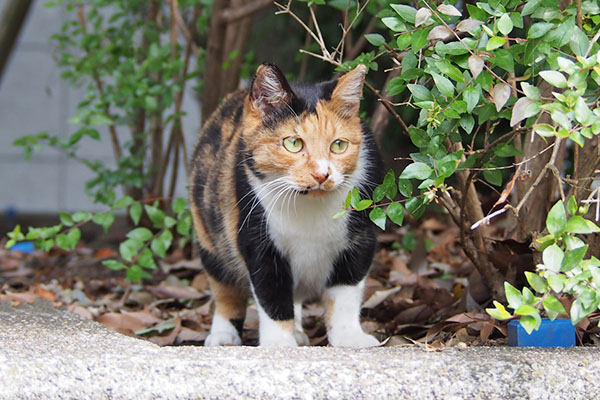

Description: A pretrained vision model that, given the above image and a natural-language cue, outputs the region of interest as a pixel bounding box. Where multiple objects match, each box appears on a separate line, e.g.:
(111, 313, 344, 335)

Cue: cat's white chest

(263, 193, 348, 299)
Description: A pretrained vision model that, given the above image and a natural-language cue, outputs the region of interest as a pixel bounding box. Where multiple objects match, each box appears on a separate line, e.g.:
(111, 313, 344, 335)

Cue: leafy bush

(486, 198, 600, 334)
(6, 197, 193, 282)
(281, 0, 600, 302)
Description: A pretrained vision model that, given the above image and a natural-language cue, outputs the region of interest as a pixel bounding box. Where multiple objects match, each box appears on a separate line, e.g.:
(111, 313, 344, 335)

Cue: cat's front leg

(324, 280, 379, 348)
(247, 251, 298, 347)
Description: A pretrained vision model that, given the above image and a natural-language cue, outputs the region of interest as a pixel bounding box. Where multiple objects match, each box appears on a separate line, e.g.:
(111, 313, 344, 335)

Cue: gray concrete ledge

(0, 300, 598, 399)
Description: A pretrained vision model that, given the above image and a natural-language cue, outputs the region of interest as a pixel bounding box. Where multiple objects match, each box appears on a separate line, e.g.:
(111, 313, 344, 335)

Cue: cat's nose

(312, 172, 329, 184)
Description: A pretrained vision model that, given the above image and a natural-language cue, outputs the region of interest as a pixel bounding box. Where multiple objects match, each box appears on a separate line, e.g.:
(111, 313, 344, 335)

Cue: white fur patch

(255, 300, 297, 347)
(249, 140, 371, 301)
(325, 281, 379, 347)
(205, 314, 242, 346)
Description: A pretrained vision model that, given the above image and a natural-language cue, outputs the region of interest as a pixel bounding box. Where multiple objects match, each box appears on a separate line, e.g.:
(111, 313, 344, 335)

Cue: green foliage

(6, 197, 194, 283)
(335, 0, 600, 230)
(14, 0, 208, 205)
(486, 198, 600, 333)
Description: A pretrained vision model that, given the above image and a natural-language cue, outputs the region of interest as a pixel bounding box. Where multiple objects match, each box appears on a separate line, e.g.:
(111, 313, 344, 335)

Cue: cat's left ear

(249, 63, 294, 118)
(330, 64, 367, 118)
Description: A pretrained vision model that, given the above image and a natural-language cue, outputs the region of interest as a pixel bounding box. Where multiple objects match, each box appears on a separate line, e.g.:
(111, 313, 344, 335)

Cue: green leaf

(344, 190, 353, 208)
(435, 60, 465, 82)
(67, 227, 81, 250)
(498, 13, 513, 35)
(89, 114, 113, 126)
(93, 212, 114, 233)
(405, 197, 426, 219)
(407, 84, 433, 101)
(431, 72, 455, 97)
(528, 22, 554, 39)
(145, 205, 166, 229)
(355, 199, 373, 211)
(525, 271, 548, 294)
(411, 28, 429, 52)
(382, 16, 405, 32)
(138, 248, 157, 269)
(486, 36, 506, 51)
(365, 33, 386, 46)
(372, 185, 386, 203)
(543, 244, 564, 273)
(130, 202, 142, 225)
(463, 85, 480, 113)
(382, 169, 397, 200)
(546, 200, 567, 235)
(493, 143, 521, 157)
(72, 211, 92, 223)
(533, 123, 556, 137)
(539, 71, 567, 89)
(126, 227, 153, 242)
(409, 126, 429, 148)
(522, 0, 540, 15)
(391, 4, 417, 24)
(521, 82, 540, 101)
(386, 202, 405, 226)
(369, 207, 386, 230)
(482, 168, 502, 186)
(561, 245, 588, 272)
(519, 314, 541, 334)
(114, 196, 134, 210)
(400, 162, 433, 180)
(126, 265, 148, 282)
(574, 97, 592, 125)
(486, 300, 512, 320)
(505, 282, 523, 310)
(570, 27, 590, 57)
(135, 321, 177, 336)
(56, 234, 70, 251)
(120, 238, 144, 262)
(565, 216, 600, 234)
(350, 187, 361, 209)
(59, 212, 74, 227)
(542, 295, 567, 320)
(547, 274, 566, 292)
(570, 298, 590, 325)
(102, 260, 127, 271)
(514, 304, 539, 317)
(397, 179, 412, 198)
(332, 210, 347, 219)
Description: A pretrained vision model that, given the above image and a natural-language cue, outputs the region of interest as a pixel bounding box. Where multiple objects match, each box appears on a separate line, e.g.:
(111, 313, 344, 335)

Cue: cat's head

(242, 63, 367, 197)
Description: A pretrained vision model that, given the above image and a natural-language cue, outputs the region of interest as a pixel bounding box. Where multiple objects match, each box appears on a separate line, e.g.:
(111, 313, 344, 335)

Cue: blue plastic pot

(508, 318, 576, 347)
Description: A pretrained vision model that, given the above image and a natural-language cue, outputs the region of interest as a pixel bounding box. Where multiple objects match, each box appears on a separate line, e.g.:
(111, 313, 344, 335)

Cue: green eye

(283, 137, 304, 153)
(330, 139, 349, 154)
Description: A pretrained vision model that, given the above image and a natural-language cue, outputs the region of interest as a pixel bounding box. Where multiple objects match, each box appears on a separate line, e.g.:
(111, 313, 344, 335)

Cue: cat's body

(190, 64, 382, 347)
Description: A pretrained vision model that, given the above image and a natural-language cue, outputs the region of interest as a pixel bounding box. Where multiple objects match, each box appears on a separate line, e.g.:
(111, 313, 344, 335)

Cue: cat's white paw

(204, 331, 242, 346)
(260, 334, 298, 347)
(328, 331, 379, 348)
(294, 329, 310, 346)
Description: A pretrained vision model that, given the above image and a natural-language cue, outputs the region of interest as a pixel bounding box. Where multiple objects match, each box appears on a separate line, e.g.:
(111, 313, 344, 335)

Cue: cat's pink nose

(312, 172, 329, 184)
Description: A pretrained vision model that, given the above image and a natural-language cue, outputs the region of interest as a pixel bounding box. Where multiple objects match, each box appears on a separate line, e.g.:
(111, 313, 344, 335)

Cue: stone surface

(0, 299, 599, 399)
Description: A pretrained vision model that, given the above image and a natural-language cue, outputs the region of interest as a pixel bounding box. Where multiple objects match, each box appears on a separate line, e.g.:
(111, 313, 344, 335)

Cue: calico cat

(190, 63, 382, 347)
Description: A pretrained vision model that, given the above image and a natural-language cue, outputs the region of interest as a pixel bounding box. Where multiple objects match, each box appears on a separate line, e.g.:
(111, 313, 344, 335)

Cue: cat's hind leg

(205, 276, 248, 346)
(293, 302, 310, 346)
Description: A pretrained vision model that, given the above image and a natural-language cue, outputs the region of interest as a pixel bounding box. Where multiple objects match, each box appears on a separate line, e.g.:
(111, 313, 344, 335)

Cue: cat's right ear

(248, 64, 294, 118)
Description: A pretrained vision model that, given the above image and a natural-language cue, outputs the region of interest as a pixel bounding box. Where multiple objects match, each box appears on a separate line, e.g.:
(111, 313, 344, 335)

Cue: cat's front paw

(259, 331, 298, 347)
(328, 331, 379, 348)
(204, 331, 242, 346)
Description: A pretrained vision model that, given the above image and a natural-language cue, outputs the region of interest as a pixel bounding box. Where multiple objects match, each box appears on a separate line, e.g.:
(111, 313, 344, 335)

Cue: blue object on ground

(508, 318, 575, 347)
(9, 241, 35, 254)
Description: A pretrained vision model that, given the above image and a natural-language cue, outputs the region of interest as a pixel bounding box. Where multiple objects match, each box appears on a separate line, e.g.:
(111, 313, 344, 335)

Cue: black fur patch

(198, 246, 237, 285)
(235, 150, 294, 321)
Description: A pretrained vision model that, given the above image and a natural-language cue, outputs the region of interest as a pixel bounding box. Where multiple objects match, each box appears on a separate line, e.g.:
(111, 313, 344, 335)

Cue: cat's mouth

(297, 188, 330, 197)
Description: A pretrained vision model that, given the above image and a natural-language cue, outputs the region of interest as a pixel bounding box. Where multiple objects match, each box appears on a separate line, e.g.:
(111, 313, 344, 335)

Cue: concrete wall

(0, 1, 200, 214)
